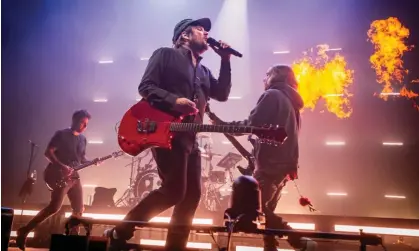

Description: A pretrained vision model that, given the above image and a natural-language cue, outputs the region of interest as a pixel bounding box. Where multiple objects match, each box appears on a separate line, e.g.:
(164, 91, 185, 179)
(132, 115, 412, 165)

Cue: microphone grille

(207, 37, 217, 45)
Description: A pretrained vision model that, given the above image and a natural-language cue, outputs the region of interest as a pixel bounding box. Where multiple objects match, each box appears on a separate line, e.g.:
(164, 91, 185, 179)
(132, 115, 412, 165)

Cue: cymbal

(201, 152, 223, 159)
(197, 133, 212, 138)
(198, 147, 207, 153)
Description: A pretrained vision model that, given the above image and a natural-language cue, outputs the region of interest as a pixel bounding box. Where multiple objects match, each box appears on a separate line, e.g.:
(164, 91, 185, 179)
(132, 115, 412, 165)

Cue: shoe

(103, 228, 127, 251)
(281, 222, 317, 251)
(300, 237, 317, 251)
(16, 227, 28, 251)
(287, 235, 317, 251)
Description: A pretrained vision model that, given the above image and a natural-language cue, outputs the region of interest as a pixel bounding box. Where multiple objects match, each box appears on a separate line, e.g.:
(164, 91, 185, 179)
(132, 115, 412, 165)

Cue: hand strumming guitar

(173, 98, 199, 115)
(61, 164, 74, 176)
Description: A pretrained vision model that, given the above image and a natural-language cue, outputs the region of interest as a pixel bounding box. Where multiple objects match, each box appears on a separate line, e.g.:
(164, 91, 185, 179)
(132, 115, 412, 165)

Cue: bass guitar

(205, 104, 255, 176)
(44, 151, 124, 191)
(117, 100, 288, 156)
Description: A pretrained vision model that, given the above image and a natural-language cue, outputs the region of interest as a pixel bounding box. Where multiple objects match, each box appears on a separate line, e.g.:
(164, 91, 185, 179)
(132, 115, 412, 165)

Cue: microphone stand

(18, 141, 38, 219)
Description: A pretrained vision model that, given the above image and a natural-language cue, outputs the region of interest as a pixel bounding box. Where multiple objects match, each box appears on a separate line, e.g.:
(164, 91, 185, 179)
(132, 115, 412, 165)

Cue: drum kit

(115, 133, 244, 213)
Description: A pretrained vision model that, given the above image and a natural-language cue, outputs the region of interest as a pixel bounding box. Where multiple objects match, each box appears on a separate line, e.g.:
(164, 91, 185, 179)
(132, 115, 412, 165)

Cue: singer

(104, 17, 233, 251)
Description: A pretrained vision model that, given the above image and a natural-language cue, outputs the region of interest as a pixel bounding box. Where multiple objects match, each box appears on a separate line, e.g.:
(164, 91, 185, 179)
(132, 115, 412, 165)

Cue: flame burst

(292, 44, 354, 119)
(367, 17, 417, 101)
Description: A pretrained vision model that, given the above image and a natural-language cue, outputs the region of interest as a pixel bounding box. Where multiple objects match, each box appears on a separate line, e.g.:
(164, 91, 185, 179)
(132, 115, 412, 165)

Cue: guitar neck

(74, 154, 113, 171)
(169, 123, 255, 134)
(203, 107, 255, 164)
(223, 133, 253, 160)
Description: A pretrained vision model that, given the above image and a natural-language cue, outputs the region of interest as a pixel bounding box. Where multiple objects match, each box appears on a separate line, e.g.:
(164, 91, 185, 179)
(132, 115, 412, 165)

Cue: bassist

(16, 110, 99, 250)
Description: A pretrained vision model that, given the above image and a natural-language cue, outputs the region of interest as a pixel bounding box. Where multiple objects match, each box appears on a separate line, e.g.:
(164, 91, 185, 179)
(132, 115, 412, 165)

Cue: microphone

(207, 37, 243, 58)
(28, 140, 39, 147)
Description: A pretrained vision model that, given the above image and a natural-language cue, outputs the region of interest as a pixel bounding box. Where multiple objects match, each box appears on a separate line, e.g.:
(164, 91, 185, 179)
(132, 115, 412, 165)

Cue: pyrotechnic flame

(292, 44, 354, 119)
(367, 17, 417, 101)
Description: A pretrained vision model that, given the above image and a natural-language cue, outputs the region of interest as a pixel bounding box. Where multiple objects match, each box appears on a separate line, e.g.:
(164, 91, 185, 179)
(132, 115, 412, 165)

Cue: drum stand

(115, 150, 152, 207)
(200, 144, 227, 212)
(114, 157, 137, 207)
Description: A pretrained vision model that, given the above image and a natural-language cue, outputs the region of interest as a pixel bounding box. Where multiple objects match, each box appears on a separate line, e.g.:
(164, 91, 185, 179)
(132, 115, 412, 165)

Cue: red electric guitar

(117, 100, 288, 156)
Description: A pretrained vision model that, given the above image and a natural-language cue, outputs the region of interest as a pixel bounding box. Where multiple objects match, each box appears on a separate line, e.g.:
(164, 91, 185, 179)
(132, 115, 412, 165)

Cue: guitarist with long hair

(16, 110, 100, 250)
(210, 65, 317, 251)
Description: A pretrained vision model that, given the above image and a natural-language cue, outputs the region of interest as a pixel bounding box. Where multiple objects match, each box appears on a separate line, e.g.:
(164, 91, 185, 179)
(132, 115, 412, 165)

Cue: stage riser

(8, 205, 419, 250)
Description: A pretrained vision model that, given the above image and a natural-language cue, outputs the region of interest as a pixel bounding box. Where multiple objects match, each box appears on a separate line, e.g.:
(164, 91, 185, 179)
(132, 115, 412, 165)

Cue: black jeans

(253, 170, 289, 248)
(114, 140, 202, 250)
(21, 178, 84, 233)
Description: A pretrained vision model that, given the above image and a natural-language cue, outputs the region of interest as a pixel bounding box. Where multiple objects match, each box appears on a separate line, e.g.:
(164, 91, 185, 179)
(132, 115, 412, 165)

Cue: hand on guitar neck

(205, 104, 243, 136)
(205, 104, 227, 125)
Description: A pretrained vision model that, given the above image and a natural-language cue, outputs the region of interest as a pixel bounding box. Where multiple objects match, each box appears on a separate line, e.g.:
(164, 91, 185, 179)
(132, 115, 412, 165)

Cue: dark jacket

(138, 46, 232, 150)
(231, 82, 304, 175)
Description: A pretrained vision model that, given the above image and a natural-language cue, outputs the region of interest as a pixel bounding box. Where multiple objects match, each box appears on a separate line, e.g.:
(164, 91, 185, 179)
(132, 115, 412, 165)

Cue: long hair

(270, 65, 298, 89)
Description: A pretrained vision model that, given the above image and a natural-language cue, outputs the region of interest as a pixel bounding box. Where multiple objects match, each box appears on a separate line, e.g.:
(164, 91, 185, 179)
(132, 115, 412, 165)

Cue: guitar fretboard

(74, 155, 113, 171)
(169, 123, 255, 134)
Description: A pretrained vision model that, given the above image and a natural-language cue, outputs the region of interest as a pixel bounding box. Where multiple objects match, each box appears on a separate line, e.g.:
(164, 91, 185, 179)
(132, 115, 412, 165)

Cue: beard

(190, 39, 208, 54)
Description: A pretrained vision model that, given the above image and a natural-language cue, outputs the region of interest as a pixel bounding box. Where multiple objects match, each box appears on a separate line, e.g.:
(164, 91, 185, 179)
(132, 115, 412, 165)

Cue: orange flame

(367, 17, 415, 99)
(292, 44, 354, 118)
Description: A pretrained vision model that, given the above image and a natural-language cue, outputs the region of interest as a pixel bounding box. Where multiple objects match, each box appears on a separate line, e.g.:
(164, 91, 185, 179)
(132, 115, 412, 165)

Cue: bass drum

(134, 170, 161, 201)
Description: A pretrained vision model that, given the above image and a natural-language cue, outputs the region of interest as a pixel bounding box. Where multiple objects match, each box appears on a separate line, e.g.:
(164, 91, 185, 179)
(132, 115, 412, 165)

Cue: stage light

(140, 57, 149, 61)
(384, 195, 406, 199)
(88, 140, 104, 144)
(93, 98, 108, 103)
(325, 48, 342, 51)
(149, 217, 213, 225)
(82, 184, 98, 188)
(379, 92, 400, 96)
(13, 209, 39, 216)
(63, 213, 213, 225)
(222, 141, 232, 145)
(382, 142, 403, 146)
(324, 94, 344, 97)
(11, 231, 35, 238)
(140, 239, 212, 249)
(273, 51, 290, 54)
(327, 192, 347, 196)
(228, 96, 242, 99)
(236, 246, 293, 251)
(335, 225, 419, 237)
(98, 60, 113, 64)
(287, 223, 315, 230)
(325, 141, 345, 146)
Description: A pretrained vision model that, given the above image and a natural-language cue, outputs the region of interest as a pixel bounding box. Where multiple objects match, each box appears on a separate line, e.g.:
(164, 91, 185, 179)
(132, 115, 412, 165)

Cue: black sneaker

(287, 233, 318, 251)
(103, 228, 128, 251)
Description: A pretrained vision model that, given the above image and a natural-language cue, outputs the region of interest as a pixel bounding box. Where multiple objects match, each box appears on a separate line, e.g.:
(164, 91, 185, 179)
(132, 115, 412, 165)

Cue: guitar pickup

(137, 119, 157, 134)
